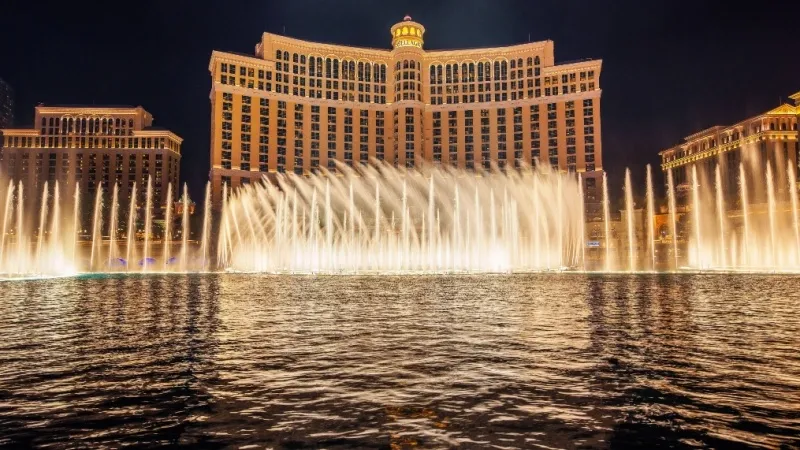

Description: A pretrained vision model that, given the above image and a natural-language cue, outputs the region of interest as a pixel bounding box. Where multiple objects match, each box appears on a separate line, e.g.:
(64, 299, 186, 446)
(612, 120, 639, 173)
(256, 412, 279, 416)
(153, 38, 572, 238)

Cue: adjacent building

(660, 92, 800, 206)
(208, 16, 604, 210)
(0, 105, 182, 213)
(0, 78, 13, 130)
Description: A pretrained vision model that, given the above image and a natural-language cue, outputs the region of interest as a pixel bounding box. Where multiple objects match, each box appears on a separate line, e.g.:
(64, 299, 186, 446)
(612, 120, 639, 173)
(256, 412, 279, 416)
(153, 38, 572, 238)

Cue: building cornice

(264, 33, 393, 60)
(209, 50, 274, 72)
(35, 106, 147, 115)
(134, 130, 184, 143)
(660, 131, 798, 170)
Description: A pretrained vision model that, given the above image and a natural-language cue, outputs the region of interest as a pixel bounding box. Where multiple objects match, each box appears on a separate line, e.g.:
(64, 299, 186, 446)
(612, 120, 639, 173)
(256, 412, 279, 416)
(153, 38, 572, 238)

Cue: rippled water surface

(1, 274, 799, 449)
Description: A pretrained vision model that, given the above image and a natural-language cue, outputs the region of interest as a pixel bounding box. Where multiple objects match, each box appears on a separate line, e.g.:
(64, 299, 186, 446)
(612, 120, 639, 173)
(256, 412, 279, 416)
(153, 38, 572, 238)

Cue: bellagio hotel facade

(0, 105, 182, 213)
(208, 16, 604, 211)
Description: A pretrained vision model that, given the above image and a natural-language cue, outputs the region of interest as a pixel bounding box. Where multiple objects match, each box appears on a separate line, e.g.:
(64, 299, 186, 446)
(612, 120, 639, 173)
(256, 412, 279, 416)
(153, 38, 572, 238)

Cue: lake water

(1, 274, 799, 448)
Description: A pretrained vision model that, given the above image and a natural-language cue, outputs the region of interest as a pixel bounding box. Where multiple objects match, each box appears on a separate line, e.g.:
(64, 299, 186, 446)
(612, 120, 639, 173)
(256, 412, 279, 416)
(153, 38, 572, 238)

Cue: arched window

(365, 63, 371, 82)
(534, 56, 540, 65)
(350, 61, 356, 80)
(527, 57, 533, 66)
(468, 63, 475, 81)
(358, 61, 364, 81)
(283, 51, 289, 61)
(453, 63, 459, 83)
(446, 65, 452, 83)
(493, 61, 500, 80)
(403, 60, 409, 69)
(292, 53, 298, 63)
(484, 62, 491, 80)
(517, 58, 523, 68)
(429, 65, 436, 83)
(276, 50, 282, 60)
(500, 60, 508, 80)
(308, 57, 315, 76)
(510, 59, 516, 69)
(396, 61, 401, 70)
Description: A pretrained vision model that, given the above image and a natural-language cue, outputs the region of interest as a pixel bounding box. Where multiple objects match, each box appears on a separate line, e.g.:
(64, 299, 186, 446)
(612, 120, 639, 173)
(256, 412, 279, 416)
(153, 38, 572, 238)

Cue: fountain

(126, 182, 137, 271)
(2, 151, 800, 277)
(180, 184, 189, 272)
(667, 168, 679, 269)
(602, 171, 612, 271)
(789, 163, 800, 260)
(739, 163, 751, 267)
(714, 164, 726, 268)
(624, 168, 635, 271)
(142, 176, 153, 272)
(163, 183, 173, 272)
(219, 163, 583, 273)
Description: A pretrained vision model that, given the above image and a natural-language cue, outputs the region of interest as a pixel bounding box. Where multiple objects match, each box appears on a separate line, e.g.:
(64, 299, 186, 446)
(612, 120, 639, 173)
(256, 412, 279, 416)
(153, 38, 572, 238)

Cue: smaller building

(659, 91, 800, 206)
(0, 105, 182, 214)
(0, 78, 13, 130)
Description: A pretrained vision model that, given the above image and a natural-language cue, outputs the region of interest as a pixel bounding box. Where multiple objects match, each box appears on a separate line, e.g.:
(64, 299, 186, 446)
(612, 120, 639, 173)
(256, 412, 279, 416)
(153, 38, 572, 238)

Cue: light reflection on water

(0, 274, 799, 448)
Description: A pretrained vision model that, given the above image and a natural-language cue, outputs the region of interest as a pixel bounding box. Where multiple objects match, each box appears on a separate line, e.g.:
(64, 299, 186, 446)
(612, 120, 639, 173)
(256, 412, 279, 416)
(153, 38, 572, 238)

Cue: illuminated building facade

(660, 92, 800, 205)
(0, 105, 182, 213)
(0, 78, 13, 130)
(208, 16, 604, 210)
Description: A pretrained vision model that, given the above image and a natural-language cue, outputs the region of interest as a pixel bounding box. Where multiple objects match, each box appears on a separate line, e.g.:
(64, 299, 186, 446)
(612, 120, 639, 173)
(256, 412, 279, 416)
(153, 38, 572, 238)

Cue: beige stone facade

(0, 105, 182, 214)
(659, 93, 800, 205)
(208, 16, 604, 210)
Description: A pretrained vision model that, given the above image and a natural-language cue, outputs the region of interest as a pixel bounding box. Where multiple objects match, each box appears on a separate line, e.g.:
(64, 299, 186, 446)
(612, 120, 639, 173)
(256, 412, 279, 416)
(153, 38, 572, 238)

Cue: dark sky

(2, 0, 799, 200)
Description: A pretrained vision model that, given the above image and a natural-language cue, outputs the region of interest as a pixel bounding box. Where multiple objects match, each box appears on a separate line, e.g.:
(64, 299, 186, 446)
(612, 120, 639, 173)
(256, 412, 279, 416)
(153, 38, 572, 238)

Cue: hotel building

(0, 105, 182, 212)
(208, 16, 604, 210)
(659, 92, 800, 205)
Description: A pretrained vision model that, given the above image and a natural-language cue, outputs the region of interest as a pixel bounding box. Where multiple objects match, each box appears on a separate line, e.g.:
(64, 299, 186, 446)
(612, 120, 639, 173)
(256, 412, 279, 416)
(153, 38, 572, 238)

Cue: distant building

(208, 16, 604, 211)
(0, 78, 13, 129)
(0, 105, 182, 213)
(659, 91, 800, 206)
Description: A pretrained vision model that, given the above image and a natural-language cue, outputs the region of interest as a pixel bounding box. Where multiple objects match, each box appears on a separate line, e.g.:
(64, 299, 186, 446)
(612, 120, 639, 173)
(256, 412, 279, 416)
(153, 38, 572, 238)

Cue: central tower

(390, 16, 426, 168)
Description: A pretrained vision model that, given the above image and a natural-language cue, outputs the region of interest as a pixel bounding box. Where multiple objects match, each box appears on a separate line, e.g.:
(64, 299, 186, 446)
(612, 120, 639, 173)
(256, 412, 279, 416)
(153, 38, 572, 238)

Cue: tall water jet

(739, 163, 750, 266)
(163, 182, 173, 271)
(48, 182, 61, 272)
(126, 182, 137, 271)
(15, 182, 25, 274)
(0, 181, 14, 270)
(624, 168, 636, 271)
(218, 182, 229, 267)
(35, 181, 50, 271)
(109, 183, 119, 263)
(691, 165, 703, 268)
(577, 174, 586, 270)
(200, 181, 211, 271)
(714, 164, 726, 268)
(766, 162, 777, 267)
(89, 187, 103, 271)
(788, 162, 800, 263)
(72, 184, 80, 269)
(645, 165, 656, 270)
(142, 176, 153, 272)
(602, 171, 612, 271)
(180, 183, 189, 272)
(667, 169, 679, 269)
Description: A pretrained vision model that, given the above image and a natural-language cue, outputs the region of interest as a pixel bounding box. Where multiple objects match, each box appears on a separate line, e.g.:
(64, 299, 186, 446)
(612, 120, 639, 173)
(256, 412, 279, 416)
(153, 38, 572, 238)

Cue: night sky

(2, 0, 799, 201)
